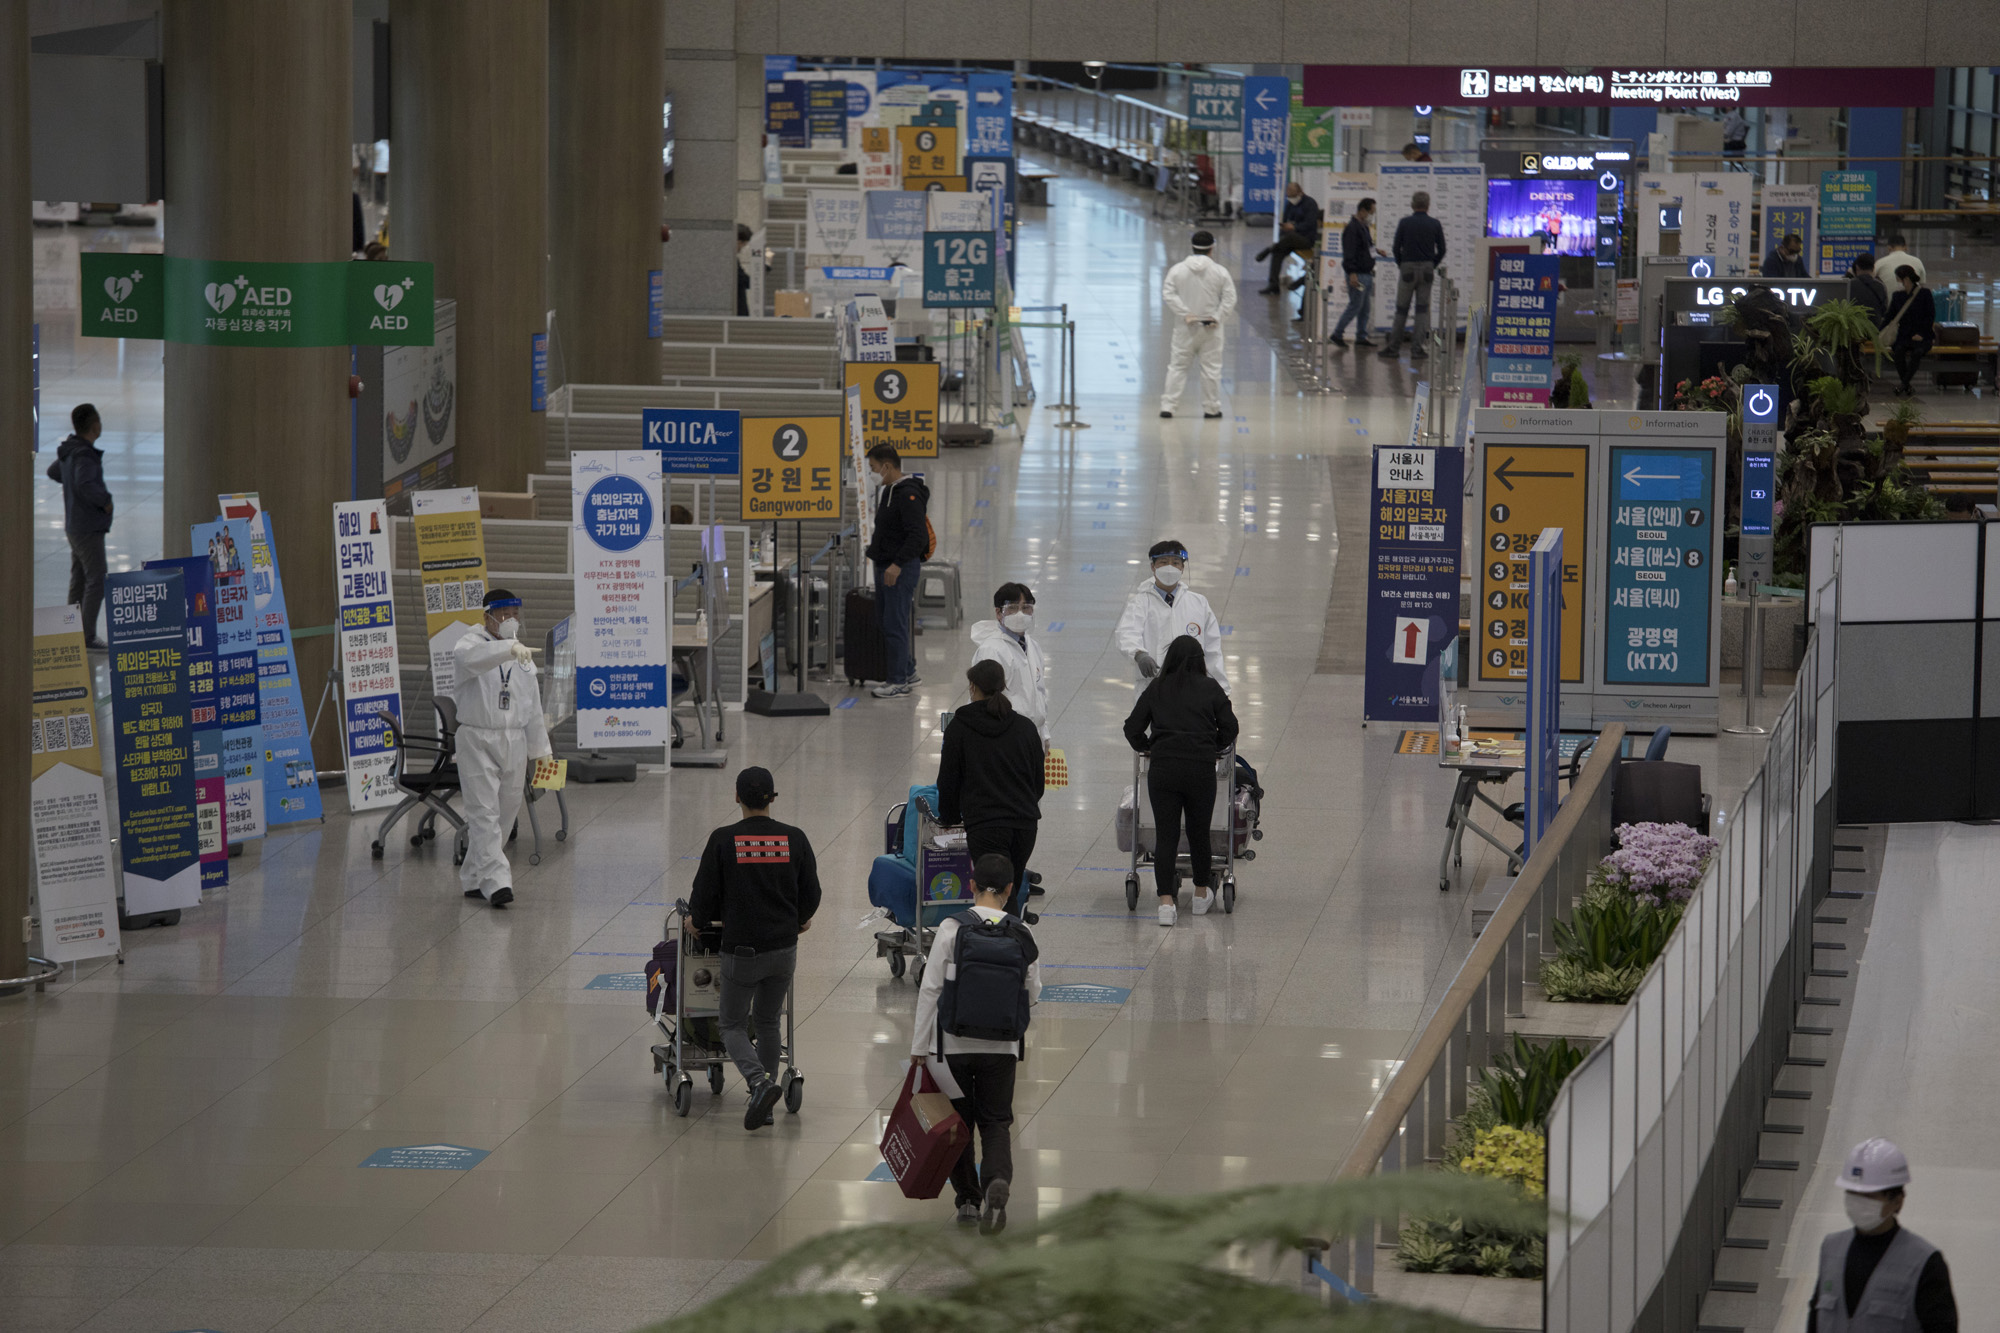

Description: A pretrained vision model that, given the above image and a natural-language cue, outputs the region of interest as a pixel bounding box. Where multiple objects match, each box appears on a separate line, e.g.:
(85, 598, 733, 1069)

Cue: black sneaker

(488, 887, 514, 909)
(1028, 883, 1046, 897)
(957, 1202, 981, 1225)
(1377, 344, 1400, 358)
(1328, 335, 1348, 348)
(1410, 349, 1429, 361)
(1287, 277, 1306, 291)
(1257, 285, 1279, 295)
(1159, 410, 1173, 419)
(1355, 338, 1378, 347)
(744, 1079, 783, 1130)
(981, 1178, 1009, 1235)
(1203, 411, 1223, 419)
(463, 888, 484, 899)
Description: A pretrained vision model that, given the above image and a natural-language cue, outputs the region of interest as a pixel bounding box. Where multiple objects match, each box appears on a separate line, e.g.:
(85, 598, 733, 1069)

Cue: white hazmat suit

(1160, 252, 1238, 416)
(969, 619, 1052, 745)
(1115, 579, 1229, 694)
(452, 623, 551, 902)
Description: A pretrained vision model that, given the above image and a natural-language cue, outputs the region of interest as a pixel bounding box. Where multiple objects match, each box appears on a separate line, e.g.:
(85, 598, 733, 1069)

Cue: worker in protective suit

(969, 581, 1051, 750)
(1115, 539, 1229, 693)
(452, 589, 551, 909)
(1159, 230, 1237, 420)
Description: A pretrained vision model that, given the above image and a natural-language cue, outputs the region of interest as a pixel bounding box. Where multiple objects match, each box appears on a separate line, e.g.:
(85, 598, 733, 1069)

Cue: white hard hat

(1838, 1138, 1911, 1193)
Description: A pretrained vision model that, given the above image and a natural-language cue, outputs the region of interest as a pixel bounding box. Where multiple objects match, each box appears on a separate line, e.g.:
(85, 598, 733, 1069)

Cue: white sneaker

(1157, 902, 1177, 927)
(1191, 889, 1213, 916)
(871, 682, 913, 698)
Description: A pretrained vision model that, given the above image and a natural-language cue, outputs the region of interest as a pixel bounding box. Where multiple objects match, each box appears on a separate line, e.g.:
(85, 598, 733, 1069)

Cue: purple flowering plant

(1591, 822, 1718, 906)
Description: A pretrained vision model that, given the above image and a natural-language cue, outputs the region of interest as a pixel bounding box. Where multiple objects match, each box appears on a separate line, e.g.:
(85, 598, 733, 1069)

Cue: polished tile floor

(10, 159, 1984, 1332)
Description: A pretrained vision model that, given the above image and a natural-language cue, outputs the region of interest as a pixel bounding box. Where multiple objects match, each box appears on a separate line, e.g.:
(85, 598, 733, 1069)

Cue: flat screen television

(1487, 178, 1597, 258)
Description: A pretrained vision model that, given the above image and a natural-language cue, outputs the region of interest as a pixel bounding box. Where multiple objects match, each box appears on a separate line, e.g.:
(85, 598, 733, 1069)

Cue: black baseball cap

(973, 853, 1016, 890)
(736, 766, 778, 806)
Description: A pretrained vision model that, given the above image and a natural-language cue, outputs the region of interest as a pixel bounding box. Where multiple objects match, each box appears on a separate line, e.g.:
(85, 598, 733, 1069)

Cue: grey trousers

(1389, 261, 1436, 349)
(718, 945, 795, 1089)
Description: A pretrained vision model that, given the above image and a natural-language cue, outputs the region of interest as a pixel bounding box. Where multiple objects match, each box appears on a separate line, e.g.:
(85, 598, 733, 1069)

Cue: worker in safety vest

(1809, 1138, 1956, 1332)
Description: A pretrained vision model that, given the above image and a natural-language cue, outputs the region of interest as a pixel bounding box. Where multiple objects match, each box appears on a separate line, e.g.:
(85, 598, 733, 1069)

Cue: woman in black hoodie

(1124, 635, 1239, 926)
(937, 660, 1046, 919)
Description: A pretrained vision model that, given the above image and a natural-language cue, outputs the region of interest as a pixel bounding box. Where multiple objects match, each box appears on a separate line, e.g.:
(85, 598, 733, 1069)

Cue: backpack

(644, 938, 676, 1016)
(939, 911, 1038, 1045)
(923, 515, 937, 561)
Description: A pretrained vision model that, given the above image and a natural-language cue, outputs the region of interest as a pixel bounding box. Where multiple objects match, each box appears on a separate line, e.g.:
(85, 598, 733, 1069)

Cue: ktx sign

(1186, 75, 1241, 131)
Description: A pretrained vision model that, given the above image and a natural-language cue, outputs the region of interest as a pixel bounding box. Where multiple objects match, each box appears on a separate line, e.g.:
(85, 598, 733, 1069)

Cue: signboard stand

(1524, 528, 1563, 855)
(1362, 444, 1462, 722)
(748, 517, 832, 718)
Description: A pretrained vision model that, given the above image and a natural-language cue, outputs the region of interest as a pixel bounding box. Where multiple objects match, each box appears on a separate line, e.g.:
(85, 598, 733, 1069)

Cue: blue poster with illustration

(218, 497, 324, 825)
(1603, 447, 1714, 688)
(1362, 445, 1463, 722)
(192, 517, 266, 843)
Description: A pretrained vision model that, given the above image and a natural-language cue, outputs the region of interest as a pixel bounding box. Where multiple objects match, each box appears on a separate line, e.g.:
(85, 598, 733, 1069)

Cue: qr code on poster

(30, 717, 42, 755)
(42, 716, 69, 753)
(67, 712, 93, 751)
(464, 577, 485, 607)
(442, 580, 464, 613)
(423, 582, 444, 614)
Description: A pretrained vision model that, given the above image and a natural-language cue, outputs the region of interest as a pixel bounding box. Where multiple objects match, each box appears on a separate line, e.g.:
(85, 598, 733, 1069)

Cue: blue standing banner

(144, 556, 226, 890)
(1739, 384, 1779, 587)
(220, 496, 324, 825)
(1524, 528, 1564, 856)
(1604, 447, 1714, 687)
(1362, 444, 1463, 722)
(1485, 253, 1560, 405)
(966, 72, 1013, 157)
(806, 80, 848, 146)
(1241, 75, 1289, 217)
(193, 517, 265, 842)
(106, 567, 202, 916)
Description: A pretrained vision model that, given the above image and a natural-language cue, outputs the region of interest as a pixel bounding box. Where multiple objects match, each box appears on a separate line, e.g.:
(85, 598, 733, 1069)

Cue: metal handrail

(1316, 724, 1626, 1295)
(0, 956, 61, 995)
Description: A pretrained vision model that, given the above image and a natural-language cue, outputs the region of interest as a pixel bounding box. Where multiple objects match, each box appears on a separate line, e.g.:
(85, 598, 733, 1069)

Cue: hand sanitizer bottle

(1724, 565, 1738, 599)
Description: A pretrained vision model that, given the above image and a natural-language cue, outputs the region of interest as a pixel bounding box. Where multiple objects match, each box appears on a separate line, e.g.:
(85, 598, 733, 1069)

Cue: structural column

(663, 31, 754, 315)
(161, 0, 350, 772)
(550, 0, 665, 384)
(0, 3, 32, 980)
(390, 0, 548, 487)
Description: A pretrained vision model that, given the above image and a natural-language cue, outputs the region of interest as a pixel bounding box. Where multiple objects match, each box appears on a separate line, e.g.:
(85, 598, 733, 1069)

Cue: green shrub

(1540, 885, 1686, 1003)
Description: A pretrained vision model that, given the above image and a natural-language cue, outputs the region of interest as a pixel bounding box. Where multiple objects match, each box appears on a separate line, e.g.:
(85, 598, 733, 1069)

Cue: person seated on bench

(1881, 266, 1937, 399)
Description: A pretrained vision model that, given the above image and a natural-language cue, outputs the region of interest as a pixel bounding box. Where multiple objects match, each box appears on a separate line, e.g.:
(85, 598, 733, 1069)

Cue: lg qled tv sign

(1302, 66, 1934, 109)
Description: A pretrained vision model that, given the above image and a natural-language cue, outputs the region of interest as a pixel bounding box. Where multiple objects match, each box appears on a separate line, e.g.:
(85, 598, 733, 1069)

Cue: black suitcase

(843, 587, 890, 685)
(940, 421, 994, 447)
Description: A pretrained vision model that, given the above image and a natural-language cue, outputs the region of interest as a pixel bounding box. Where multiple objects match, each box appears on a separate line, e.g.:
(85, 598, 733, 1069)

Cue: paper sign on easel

(334, 499, 405, 811)
(411, 487, 488, 696)
(31, 605, 121, 962)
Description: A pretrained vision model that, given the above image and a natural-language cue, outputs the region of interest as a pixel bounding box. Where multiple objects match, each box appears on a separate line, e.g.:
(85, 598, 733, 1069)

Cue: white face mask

(1844, 1193, 1891, 1231)
(1002, 611, 1033, 633)
(495, 617, 521, 641)
(1153, 564, 1183, 588)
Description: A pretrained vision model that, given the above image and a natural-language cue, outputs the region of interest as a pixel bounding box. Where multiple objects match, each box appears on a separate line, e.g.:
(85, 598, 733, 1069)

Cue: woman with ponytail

(1124, 634, 1239, 926)
(936, 659, 1046, 919)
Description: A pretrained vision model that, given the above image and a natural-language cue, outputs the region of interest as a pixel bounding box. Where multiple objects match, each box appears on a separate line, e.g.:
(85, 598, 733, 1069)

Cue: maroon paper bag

(879, 1062, 968, 1200)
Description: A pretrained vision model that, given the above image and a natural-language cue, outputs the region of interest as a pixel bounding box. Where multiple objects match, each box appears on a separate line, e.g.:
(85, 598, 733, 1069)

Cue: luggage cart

(650, 899, 803, 1118)
(873, 796, 977, 981)
(1119, 746, 1259, 914)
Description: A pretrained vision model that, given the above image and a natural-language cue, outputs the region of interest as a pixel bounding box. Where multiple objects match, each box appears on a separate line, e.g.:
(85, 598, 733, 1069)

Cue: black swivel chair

(371, 698, 469, 864)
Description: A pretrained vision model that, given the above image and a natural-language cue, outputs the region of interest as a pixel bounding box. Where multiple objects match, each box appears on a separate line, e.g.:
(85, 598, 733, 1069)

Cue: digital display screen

(1487, 178, 1597, 257)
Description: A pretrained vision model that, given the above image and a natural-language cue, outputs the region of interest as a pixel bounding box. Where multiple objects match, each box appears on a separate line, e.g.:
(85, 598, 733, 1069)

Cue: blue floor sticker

(1047, 621, 1065, 632)
(1044, 963, 1147, 970)
(1080, 564, 1095, 573)
(1236, 566, 1251, 576)
(836, 697, 857, 709)
(1042, 983, 1131, 1005)
(584, 972, 647, 990)
(865, 1160, 896, 1182)
(360, 1143, 491, 1170)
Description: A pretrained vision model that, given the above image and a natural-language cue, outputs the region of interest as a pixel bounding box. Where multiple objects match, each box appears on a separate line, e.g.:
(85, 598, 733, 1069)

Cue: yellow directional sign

(1477, 443, 1590, 684)
(740, 417, 843, 522)
(904, 175, 967, 192)
(844, 362, 940, 460)
(896, 124, 959, 180)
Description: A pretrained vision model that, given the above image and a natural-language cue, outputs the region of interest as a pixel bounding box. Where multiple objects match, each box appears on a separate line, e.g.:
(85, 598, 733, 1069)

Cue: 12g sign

(922, 229, 996, 308)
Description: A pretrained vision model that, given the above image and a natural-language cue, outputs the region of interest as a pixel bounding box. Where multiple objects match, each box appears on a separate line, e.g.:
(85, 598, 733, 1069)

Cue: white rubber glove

(1136, 651, 1158, 678)
(509, 640, 534, 664)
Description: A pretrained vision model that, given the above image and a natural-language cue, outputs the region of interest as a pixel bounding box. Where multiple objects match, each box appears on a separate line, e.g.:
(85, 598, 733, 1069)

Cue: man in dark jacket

(1380, 191, 1447, 361)
(1255, 182, 1322, 295)
(863, 444, 930, 698)
(937, 660, 1045, 919)
(690, 766, 822, 1129)
(1330, 196, 1380, 348)
(1763, 232, 1808, 278)
(1849, 253, 1891, 325)
(47, 403, 112, 648)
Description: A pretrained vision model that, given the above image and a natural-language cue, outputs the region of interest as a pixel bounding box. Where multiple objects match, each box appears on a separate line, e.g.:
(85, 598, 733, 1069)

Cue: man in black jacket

(690, 766, 823, 1129)
(47, 403, 112, 648)
(864, 444, 930, 699)
(1380, 191, 1447, 362)
(1330, 196, 1380, 348)
(1763, 232, 1808, 278)
(1256, 182, 1322, 295)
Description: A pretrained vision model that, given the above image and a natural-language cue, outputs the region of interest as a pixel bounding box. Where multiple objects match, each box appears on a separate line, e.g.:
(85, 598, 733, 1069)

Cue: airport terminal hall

(9, 4, 2000, 1332)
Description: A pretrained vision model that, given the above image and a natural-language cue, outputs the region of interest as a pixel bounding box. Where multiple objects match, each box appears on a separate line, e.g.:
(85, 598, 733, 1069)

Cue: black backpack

(939, 911, 1038, 1045)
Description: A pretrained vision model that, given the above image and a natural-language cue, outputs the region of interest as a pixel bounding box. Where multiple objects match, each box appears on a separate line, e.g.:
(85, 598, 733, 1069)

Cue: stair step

(1828, 889, 1865, 899)
(1772, 1089, 1812, 1100)
(1764, 1123, 1804, 1134)
(1724, 1237, 1771, 1250)
(1802, 996, 1842, 1006)
(1834, 843, 1865, 851)
(1815, 915, 1848, 924)
(1756, 1159, 1801, 1171)
(1711, 1280, 1759, 1293)
(1812, 968, 1850, 978)
(1795, 1026, 1834, 1036)
(1813, 941, 1848, 950)
(1785, 1057, 1828, 1067)
(1739, 1196, 1784, 1208)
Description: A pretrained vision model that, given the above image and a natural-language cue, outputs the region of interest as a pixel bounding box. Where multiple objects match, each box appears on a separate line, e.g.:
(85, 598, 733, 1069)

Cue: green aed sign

(80, 254, 434, 347)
